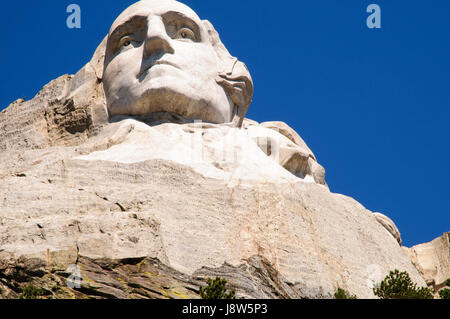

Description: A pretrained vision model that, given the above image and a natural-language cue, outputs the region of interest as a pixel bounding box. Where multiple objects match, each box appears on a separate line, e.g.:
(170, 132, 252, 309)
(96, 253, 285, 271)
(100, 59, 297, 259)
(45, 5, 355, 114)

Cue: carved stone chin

(102, 0, 253, 127)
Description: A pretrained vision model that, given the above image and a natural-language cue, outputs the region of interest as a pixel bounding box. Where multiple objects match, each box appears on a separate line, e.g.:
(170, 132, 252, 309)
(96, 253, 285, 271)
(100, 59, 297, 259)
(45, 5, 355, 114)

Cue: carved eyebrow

(109, 15, 148, 45)
(107, 10, 202, 58)
(162, 11, 201, 41)
(106, 15, 148, 58)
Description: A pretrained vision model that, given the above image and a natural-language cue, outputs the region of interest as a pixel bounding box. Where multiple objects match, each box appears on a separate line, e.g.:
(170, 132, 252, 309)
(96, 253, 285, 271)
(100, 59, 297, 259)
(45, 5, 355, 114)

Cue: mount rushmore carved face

(103, 0, 253, 126)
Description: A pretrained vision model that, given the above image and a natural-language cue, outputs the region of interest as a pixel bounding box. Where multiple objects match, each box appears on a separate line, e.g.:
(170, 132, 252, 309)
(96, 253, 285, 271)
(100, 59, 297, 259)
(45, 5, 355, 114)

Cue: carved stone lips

(137, 60, 180, 79)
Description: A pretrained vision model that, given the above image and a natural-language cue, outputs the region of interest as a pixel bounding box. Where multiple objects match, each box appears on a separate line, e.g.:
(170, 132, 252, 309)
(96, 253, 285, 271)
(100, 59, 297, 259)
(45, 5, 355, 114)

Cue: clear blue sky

(1, 1, 449, 247)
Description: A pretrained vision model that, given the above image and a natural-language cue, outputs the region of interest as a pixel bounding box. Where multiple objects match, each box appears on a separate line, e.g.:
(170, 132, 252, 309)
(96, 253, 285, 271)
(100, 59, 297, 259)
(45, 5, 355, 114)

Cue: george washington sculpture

(102, 0, 253, 127)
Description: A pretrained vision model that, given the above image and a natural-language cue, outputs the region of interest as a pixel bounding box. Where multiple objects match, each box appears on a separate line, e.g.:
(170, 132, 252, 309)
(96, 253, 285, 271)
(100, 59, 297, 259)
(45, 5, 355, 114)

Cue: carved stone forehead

(109, 0, 201, 35)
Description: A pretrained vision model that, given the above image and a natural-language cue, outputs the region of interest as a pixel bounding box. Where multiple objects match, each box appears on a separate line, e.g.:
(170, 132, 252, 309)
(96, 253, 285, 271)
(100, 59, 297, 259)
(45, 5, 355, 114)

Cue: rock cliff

(403, 232, 450, 297)
(0, 40, 438, 299)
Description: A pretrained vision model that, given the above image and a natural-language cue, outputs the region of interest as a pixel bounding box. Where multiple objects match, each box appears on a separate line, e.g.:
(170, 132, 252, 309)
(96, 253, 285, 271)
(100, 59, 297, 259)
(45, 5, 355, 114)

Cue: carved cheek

(172, 43, 216, 75)
(108, 52, 141, 87)
(196, 45, 219, 73)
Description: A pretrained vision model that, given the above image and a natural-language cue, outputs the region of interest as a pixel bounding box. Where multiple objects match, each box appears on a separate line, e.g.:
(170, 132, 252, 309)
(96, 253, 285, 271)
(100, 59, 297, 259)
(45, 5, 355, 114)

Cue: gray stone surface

(0, 0, 433, 299)
(403, 232, 450, 297)
(0, 70, 426, 298)
(373, 212, 402, 246)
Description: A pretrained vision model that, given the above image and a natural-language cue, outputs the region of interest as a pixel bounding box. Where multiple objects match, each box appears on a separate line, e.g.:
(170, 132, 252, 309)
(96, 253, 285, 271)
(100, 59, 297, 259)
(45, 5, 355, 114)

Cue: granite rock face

(373, 213, 402, 246)
(403, 232, 450, 297)
(0, 252, 300, 299)
(0, 41, 431, 299)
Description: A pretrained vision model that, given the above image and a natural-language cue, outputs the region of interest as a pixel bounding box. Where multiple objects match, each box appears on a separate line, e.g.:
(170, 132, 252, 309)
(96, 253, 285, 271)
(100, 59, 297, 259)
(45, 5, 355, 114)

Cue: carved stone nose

(143, 16, 174, 59)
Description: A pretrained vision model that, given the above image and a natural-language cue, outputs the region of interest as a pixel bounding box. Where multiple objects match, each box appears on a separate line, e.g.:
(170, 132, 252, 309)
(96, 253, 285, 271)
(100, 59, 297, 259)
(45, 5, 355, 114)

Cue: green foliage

(334, 287, 357, 299)
(373, 269, 433, 299)
(199, 277, 236, 299)
(51, 284, 61, 292)
(438, 288, 450, 299)
(19, 285, 43, 299)
(438, 278, 450, 299)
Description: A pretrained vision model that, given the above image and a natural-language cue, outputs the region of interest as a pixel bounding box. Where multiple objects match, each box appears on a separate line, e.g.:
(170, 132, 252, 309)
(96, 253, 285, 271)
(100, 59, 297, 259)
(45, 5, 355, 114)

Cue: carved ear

(202, 20, 253, 128)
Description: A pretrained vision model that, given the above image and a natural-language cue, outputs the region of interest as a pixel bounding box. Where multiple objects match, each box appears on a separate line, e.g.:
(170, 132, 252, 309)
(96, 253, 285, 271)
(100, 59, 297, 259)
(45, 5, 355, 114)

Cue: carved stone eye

(119, 36, 133, 49)
(176, 28, 195, 41)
